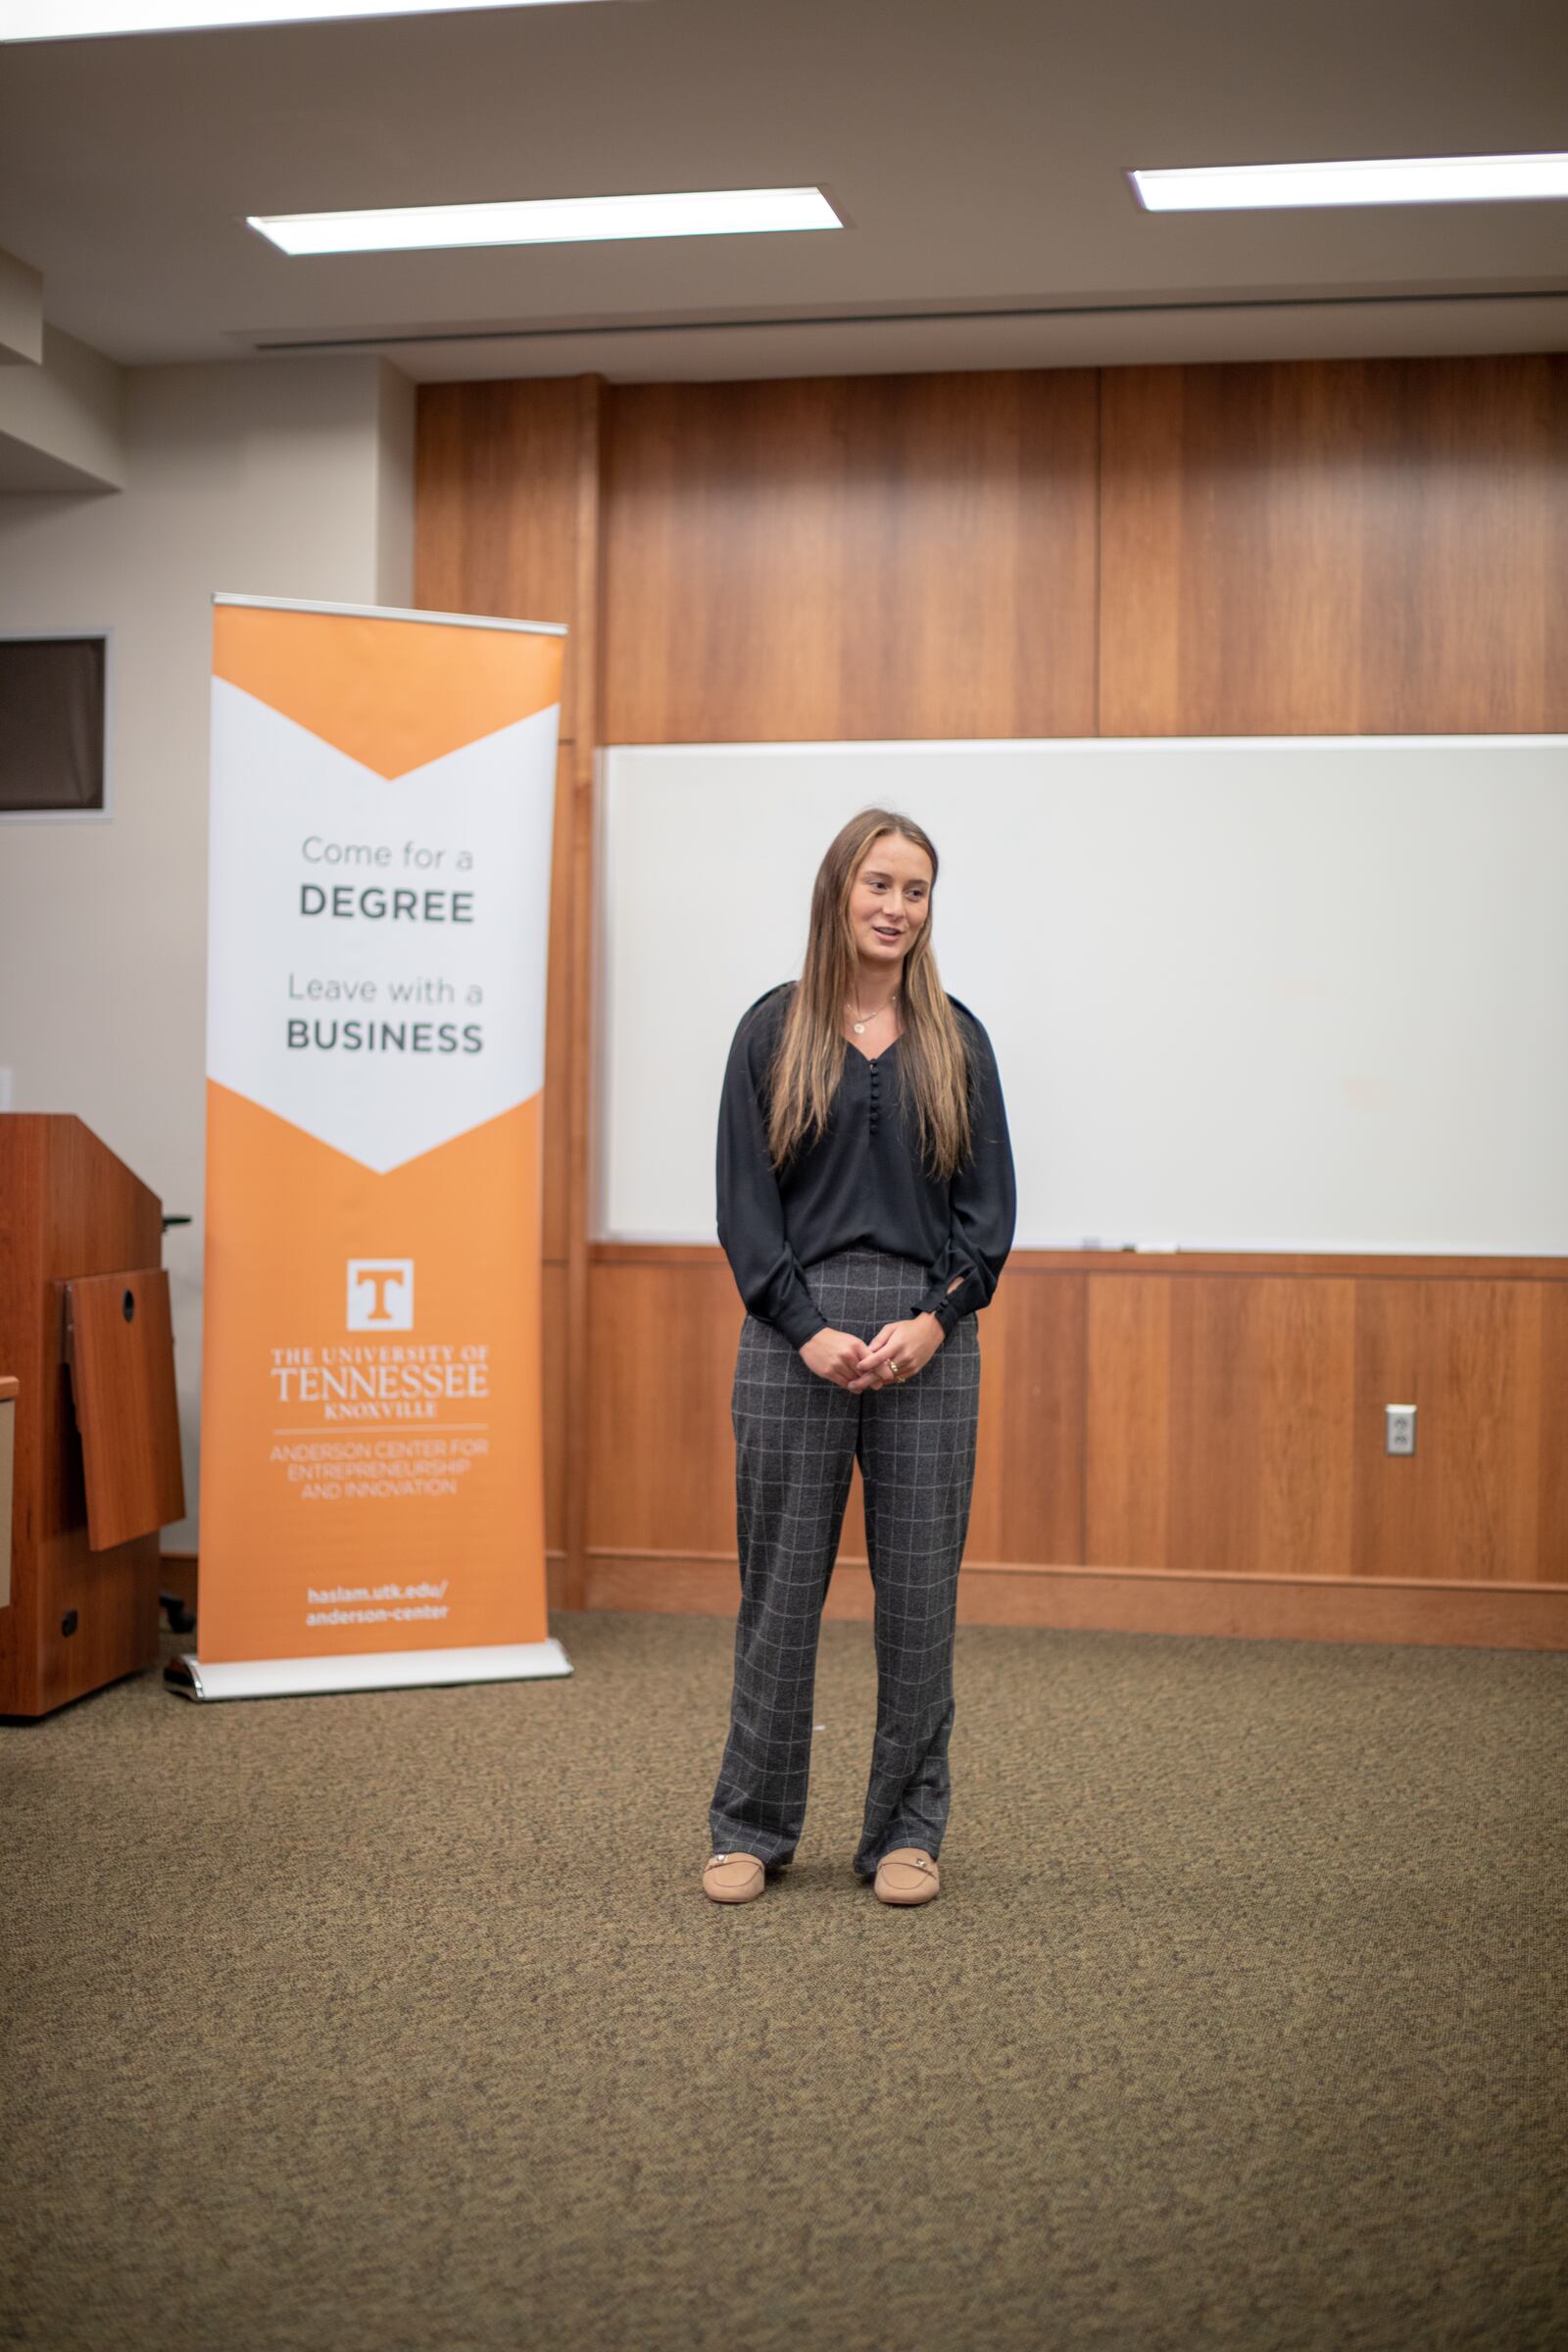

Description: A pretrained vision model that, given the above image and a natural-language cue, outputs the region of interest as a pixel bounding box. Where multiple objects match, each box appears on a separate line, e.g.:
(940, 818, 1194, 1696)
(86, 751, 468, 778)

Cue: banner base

(163, 1640, 572, 1702)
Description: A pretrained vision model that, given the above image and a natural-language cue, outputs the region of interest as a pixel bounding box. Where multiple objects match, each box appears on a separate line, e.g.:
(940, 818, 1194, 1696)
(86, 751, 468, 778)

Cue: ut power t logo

(347, 1259, 415, 1330)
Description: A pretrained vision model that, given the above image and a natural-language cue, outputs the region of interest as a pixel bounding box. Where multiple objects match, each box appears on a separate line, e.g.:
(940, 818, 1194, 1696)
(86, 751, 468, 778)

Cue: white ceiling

(0, 0, 1564, 381)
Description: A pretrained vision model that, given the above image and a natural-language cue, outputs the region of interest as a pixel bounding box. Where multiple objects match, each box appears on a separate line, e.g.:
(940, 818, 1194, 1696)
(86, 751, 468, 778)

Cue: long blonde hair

(764, 808, 975, 1183)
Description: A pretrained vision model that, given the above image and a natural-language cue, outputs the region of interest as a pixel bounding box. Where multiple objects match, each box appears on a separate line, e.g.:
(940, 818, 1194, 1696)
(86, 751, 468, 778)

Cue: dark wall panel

(602, 370, 1100, 743)
(1099, 356, 1568, 737)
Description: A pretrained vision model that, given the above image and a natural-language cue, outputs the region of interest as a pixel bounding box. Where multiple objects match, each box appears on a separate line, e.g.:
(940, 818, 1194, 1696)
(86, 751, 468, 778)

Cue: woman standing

(705, 808, 1016, 1909)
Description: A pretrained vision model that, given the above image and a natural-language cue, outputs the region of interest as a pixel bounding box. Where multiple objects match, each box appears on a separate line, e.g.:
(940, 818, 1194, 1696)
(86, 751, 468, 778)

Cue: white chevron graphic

(207, 679, 558, 1172)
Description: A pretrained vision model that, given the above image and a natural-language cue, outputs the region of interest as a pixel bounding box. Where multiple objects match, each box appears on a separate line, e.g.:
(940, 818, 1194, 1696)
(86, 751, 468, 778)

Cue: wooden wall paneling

(416, 375, 604, 1601)
(585, 1257, 745, 1558)
(965, 1272, 1086, 1565)
(416, 386, 586, 1259)
(1085, 1273, 1173, 1567)
(542, 1261, 567, 1557)
(561, 376, 605, 1607)
(583, 1262, 1087, 1584)
(0, 1376, 15, 1613)
(604, 376, 840, 747)
(1351, 1279, 1560, 1581)
(1098, 356, 1568, 737)
(415, 354, 1568, 1644)
(1165, 1270, 1363, 1580)
(1088, 1273, 1357, 1575)
(1356, 356, 1567, 732)
(838, 1463, 867, 1568)
(1166, 1276, 1356, 1577)
(415, 379, 588, 739)
(540, 745, 574, 1262)
(1539, 1281, 1568, 1580)
(576, 1251, 1568, 1626)
(602, 370, 1100, 743)
(947, 1565, 1568, 1650)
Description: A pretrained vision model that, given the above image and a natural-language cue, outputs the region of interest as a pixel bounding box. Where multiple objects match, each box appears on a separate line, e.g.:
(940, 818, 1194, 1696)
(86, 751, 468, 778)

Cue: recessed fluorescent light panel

(249, 187, 842, 256)
(1131, 153, 1568, 210)
(0, 0, 602, 37)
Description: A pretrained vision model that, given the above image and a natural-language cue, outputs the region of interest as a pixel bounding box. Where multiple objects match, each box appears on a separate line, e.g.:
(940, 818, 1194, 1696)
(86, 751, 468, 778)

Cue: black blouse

(715, 982, 1017, 1350)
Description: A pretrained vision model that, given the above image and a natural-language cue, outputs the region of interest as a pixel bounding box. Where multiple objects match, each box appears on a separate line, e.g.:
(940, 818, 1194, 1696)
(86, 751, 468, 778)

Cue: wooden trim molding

(591, 1241, 1568, 1283)
(574, 1550, 1568, 1651)
(1045, 1250, 1568, 1283)
(561, 374, 606, 1610)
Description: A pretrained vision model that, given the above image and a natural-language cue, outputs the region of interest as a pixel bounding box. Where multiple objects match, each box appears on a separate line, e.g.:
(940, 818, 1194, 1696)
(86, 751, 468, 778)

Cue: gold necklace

(850, 984, 900, 1038)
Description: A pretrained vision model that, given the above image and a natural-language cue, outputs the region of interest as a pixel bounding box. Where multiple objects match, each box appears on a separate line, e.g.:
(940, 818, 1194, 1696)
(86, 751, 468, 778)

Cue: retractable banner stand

(170, 595, 568, 1701)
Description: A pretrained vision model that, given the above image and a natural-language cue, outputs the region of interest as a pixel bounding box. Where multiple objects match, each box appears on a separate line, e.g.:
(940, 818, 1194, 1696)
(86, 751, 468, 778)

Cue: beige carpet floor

(2, 1609, 1565, 2352)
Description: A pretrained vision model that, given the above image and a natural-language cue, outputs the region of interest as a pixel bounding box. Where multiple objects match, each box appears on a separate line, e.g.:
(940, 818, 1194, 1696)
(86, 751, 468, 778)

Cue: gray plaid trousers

(709, 1246, 982, 1879)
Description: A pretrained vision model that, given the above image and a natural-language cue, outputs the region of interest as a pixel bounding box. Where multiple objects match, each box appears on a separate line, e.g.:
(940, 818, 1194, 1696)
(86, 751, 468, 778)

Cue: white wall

(0, 323, 127, 492)
(0, 355, 416, 1546)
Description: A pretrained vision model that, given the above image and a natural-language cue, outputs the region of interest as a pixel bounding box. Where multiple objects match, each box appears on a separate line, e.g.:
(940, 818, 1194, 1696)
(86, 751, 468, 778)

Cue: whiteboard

(594, 738, 1568, 1256)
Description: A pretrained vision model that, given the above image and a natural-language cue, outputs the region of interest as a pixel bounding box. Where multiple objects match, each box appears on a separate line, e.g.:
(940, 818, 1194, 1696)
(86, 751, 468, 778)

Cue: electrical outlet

(1386, 1404, 1417, 1456)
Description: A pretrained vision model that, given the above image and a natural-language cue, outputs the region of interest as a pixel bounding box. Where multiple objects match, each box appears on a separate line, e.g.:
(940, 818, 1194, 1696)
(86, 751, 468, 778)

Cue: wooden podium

(0, 1116, 185, 1718)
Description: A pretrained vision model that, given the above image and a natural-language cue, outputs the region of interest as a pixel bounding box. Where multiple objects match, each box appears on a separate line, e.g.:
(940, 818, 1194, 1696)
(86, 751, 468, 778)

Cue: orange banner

(183, 596, 566, 1700)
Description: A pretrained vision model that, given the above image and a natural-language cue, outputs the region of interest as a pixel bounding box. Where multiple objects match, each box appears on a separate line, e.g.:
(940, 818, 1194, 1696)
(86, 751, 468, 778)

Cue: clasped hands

(800, 1313, 946, 1392)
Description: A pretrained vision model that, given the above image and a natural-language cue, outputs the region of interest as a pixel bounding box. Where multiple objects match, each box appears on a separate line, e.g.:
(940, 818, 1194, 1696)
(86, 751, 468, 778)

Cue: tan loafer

(703, 1851, 766, 1904)
(873, 1848, 940, 1906)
